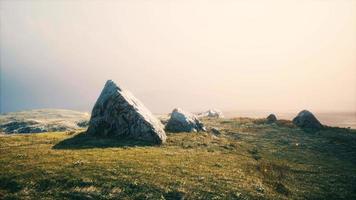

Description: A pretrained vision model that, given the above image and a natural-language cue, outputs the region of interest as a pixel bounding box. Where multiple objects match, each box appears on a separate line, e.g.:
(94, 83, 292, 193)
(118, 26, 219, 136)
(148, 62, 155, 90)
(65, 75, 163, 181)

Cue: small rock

(77, 120, 89, 127)
(198, 109, 224, 118)
(211, 127, 221, 135)
(255, 185, 265, 193)
(160, 119, 168, 125)
(234, 192, 242, 198)
(292, 110, 323, 129)
(165, 108, 206, 132)
(73, 160, 84, 166)
(266, 114, 277, 123)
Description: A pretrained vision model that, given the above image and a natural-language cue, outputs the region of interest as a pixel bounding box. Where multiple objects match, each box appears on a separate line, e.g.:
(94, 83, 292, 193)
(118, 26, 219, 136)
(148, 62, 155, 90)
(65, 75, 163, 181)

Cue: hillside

(0, 109, 90, 134)
(0, 118, 355, 200)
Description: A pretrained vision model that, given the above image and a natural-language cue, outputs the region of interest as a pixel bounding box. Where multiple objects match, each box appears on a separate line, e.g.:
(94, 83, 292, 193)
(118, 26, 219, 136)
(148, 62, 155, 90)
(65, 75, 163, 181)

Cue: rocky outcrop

(0, 109, 90, 134)
(87, 80, 166, 144)
(292, 110, 323, 129)
(0, 120, 44, 133)
(198, 109, 224, 118)
(266, 114, 277, 123)
(165, 108, 206, 132)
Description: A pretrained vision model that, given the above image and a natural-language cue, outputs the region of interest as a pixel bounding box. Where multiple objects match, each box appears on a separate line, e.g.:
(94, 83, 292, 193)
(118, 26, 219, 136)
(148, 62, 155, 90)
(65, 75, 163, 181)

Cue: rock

(0, 109, 90, 134)
(198, 109, 224, 118)
(211, 127, 221, 135)
(266, 114, 277, 123)
(292, 110, 323, 129)
(157, 115, 169, 126)
(165, 108, 206, 132)
(77, 120, 89, 128)
(87, 80, 166, 144)
(0, 120, 43, 133)
(255, 185, 265, 193)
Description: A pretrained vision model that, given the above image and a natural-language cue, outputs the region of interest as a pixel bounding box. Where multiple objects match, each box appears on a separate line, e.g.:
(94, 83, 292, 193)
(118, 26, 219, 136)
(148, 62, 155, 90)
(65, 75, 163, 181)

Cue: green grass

(0, 118, 355, 200)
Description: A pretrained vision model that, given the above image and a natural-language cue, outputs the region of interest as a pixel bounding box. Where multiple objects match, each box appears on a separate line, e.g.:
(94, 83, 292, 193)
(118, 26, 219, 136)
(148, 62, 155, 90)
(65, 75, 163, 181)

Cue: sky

(1, 0, 356, 114)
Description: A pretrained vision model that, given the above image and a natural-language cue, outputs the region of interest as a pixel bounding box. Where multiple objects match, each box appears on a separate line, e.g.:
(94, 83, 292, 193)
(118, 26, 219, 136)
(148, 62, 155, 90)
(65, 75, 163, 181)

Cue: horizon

(1, 107, 356, 116)
(1, 107, 355, 129)
(1, 0, 356, 114)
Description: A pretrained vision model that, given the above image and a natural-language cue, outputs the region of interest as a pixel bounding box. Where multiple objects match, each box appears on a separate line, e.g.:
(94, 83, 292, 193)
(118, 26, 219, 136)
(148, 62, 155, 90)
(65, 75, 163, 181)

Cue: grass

(0, 118, 355, 200)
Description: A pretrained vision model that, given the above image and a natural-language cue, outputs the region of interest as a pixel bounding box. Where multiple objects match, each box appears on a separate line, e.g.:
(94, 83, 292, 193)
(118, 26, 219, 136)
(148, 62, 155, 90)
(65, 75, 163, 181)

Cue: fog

(1, 0, 355, 114)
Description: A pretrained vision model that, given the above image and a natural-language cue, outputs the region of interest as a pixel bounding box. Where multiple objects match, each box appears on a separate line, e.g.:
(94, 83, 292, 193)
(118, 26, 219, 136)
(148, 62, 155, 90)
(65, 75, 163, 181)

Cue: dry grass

(0, 118, 355, 200)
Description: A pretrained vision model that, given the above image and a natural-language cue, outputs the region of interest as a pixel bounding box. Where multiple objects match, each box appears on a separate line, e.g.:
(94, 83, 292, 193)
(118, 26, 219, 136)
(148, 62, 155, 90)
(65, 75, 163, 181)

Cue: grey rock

(0, 109, 90, 134)
(198, 109, 224, 118)
(165, 108, 206, 132)
(266, 114, 277, 123)
(211, 127, 221, 135)
(292, 110, 323, 129)
(87, 80, 166, 144)
(0, 120, 47, 133)
(77, 120, 89, 127)
(1, 120, 39, 132)
(156, 114, 169, 125)
(255, 185, 265, 193)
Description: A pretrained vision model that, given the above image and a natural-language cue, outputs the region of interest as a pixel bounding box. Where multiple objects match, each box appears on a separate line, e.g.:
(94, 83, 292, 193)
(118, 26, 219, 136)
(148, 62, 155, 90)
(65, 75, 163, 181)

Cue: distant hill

(0, 109, 90, 134)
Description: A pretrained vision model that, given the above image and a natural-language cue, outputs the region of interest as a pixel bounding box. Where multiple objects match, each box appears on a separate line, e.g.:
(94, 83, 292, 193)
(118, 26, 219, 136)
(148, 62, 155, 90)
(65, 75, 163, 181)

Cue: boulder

(87, 80, 166, 144)
(266, 114, 277, 123)
(165, 108, 206, 132)
(198, 109, 224, 118)
(292, 110, 323, 129)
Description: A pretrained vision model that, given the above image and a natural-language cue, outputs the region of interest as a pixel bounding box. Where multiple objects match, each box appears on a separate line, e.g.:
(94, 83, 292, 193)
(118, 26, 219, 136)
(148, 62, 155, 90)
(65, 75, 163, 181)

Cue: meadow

(0, 118, 355, 200)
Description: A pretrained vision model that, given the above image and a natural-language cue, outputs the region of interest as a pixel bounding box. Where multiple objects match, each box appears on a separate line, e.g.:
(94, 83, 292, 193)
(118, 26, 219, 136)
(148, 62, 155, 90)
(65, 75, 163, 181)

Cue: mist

(1, 0, 355, 114)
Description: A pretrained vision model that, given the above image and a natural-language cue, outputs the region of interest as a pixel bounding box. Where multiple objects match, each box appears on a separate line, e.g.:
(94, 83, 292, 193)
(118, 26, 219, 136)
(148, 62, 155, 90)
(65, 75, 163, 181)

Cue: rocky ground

(0, 117, 355, 199)
(0, 109, 90, 134)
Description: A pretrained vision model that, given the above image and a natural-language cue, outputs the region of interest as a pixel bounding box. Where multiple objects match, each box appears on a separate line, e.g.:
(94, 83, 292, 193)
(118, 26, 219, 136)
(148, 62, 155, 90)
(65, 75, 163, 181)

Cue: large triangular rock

(292, 110, 323, 129)
(87, 80, 166, 144)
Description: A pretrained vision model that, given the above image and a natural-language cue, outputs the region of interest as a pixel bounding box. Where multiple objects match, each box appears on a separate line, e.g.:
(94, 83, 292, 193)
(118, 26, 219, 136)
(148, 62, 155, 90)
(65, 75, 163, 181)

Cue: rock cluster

(266, 114, 277, 123)
(292, 110, 323, 129)
(0, 109, 90, 134)
(87, 80, 166, 144)
(165, 108, 206, 132)
(0, 120, 45, 133)
(198, 109, 224, 118)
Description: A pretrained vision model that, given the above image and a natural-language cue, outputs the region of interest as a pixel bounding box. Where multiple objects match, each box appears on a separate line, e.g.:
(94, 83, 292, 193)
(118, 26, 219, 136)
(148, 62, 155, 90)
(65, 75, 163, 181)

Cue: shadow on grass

(53, 132, 155, 150)
(0, 176, 22, 193)
(300, 126, 355, 134)
(32, 175, 186, 200)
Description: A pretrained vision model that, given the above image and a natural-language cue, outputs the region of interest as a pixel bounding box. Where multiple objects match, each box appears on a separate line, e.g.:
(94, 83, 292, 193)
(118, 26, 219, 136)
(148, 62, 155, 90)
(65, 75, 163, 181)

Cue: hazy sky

(1, 0, 355, 114)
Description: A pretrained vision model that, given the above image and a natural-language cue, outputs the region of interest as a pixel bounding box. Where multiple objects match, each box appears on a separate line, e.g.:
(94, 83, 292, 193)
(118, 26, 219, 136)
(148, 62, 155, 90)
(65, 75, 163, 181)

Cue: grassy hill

(0, 109, 89, 134)
(0, 118, 355, 200)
